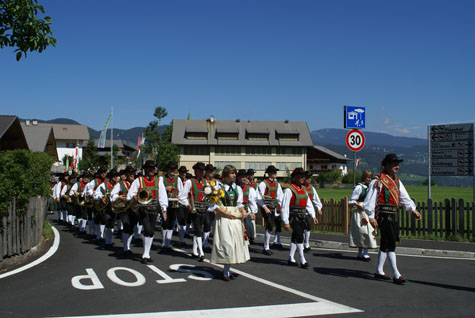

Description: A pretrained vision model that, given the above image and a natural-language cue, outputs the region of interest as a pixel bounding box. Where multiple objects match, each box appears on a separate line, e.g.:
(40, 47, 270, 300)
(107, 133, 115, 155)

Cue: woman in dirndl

(210, 165, 250, 281)
(349, 169, 377, 260)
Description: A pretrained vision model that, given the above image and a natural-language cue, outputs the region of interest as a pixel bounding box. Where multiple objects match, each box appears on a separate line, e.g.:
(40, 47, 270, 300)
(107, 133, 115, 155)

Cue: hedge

(0, 149, 54, 215)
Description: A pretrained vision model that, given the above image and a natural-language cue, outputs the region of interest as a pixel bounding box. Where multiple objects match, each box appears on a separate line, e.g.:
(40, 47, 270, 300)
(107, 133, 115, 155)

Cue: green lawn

(316, 185, 474, 203)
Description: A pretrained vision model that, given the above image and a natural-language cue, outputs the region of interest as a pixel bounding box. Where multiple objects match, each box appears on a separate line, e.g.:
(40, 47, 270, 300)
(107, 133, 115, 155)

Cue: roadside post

(344, 106, 366, 186)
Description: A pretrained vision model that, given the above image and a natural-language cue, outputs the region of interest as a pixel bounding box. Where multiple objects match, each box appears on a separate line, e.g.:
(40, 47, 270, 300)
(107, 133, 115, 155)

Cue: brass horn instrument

(84, 195, 94, 208)
(95, 192, 111, 211)
(111, 198, 129, 214)
(138, 188, 153, 205)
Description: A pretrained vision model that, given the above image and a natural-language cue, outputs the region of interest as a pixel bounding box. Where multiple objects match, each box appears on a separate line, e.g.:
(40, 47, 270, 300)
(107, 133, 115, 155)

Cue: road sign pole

(353, 151, 356, 187)
(428, 125, 431, 200)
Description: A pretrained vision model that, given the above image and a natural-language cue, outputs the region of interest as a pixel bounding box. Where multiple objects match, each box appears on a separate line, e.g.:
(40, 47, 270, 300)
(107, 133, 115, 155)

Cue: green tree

(143, 106, 179, 169)
(0, 150, 54, 214)
(78, 138, 99, 171)
(0, 0, 57, 61)
(422, 178, 436, 186)
(316, 169, 342, 187)
(342, 169, 362, 184)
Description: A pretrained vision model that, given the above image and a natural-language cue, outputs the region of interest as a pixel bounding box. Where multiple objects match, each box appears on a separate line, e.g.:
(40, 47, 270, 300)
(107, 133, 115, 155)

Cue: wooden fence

(0, 197, 47, 261)
(255, 197, 475, 240)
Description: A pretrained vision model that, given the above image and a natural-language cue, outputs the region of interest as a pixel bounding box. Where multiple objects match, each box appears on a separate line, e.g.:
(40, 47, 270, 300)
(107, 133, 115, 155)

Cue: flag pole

(111, 106, 114, 169)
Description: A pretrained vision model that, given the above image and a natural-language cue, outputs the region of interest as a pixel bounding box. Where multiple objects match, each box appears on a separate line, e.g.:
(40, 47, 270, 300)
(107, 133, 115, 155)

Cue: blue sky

(1, 0, 474, 138)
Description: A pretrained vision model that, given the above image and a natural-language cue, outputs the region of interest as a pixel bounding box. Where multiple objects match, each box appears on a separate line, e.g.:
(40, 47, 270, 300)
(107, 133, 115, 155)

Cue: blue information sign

(344, 106, 366, 129)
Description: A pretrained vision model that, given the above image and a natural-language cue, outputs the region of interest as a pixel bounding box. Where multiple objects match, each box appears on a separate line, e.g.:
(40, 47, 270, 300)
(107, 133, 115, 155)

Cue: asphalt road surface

(1, 218, 474, 318)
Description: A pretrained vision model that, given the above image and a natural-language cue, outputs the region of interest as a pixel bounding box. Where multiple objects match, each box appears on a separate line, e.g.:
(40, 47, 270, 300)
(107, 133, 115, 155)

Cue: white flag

(98, 113, 112, 148)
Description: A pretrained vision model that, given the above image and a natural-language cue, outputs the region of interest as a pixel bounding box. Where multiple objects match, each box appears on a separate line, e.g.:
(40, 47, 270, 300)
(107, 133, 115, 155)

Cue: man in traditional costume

(364, 154, 421, 284)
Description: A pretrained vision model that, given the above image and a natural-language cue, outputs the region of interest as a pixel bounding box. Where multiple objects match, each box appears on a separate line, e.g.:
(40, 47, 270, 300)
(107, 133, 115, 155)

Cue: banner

(98, 113, 112, 148)
(356, 158, 361, 168)
(136, 135, 145, 159)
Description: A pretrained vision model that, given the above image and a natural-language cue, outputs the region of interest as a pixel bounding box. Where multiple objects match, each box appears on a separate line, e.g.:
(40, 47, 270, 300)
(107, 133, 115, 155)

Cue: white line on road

(54, 302, 360, 318)
(0, 226, 60, 280)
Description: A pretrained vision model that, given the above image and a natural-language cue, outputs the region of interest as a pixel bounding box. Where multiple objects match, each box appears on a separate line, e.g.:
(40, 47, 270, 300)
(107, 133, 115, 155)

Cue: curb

(255, 233, 475, 259)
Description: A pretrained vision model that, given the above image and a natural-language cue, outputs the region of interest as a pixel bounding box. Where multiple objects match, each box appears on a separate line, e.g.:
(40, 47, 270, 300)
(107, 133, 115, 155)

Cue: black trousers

(86, 207, 93, 221)
(104, 208, 116, 228)
(79, 205, 87, 219)
(290, 215, 308, 244)
(191, 212, 211, 237)
(118, 209, 139, 235)
(305, 215, 313, 231)
(261, 209, 276, 232)
(94, 208, 106, 225)
(378, 212, 399, 252)
(139, 207, 158, 237)
(162, 207, 178, 230)
(176, 205, 189, 226)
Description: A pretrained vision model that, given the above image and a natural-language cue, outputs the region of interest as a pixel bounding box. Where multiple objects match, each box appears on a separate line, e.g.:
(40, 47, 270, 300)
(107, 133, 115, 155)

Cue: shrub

(0, 150, 54, 215)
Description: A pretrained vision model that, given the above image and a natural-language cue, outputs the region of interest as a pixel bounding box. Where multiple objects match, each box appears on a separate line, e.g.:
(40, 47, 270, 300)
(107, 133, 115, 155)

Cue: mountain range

(22, 118, 471, 187)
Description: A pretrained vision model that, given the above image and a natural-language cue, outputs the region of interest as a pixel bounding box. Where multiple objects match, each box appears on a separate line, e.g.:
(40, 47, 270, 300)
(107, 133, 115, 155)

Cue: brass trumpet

(84, 195, 94, 208)
(138, 188, 153, 205)
(111, 199, 128, 214)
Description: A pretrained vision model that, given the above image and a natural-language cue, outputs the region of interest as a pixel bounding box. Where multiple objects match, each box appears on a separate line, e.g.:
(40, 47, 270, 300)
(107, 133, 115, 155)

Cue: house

(172, 117, 314, 178)
(307, 145, 350, 175)
(21, 120, 89, 164)
(94, 139, 136, 159)
(21, 122, 58, 160)
(0, 115, 29, 150)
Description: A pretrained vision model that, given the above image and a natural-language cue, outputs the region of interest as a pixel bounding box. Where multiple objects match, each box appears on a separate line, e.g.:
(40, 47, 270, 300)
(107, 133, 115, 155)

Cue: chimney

(32, 120, 38, 125)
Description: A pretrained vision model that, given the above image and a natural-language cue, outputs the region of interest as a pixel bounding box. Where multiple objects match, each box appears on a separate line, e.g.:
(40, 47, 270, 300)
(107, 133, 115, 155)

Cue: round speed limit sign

(345, 129, 365, 152)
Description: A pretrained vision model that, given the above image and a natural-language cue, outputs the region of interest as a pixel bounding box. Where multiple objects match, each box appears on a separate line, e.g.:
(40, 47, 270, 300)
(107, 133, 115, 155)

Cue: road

(1, 218, 474, 318)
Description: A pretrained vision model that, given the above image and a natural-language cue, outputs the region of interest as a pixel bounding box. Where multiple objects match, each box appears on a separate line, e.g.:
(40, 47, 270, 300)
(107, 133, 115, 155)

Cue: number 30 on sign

(345, 129, 365, 152)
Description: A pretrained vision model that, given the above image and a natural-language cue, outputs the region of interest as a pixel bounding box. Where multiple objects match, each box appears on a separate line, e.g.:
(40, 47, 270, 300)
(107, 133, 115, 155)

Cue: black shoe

(223, 275, 231, 282)
(374, 273, 391, 281)
(204, 247, 212, 253)
(123, 250, 133, 258)
(287, 260, 298, 267)
(304, 247, 311, 253)
(141, 257, 148, 264)
(184, 234, 192, 239)
(393, 276, 406, 285)
(300, 262, 309, 269)
(191, 253, 199, 259)
(199, 255, 205, 262)
(263, 249, 272, 256)
(249, 239, 255, 245)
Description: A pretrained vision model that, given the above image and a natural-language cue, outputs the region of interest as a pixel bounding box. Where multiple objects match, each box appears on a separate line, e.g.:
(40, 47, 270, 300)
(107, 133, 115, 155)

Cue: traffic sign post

(345, 129, 366, 186)
(428, 123, 475, 200)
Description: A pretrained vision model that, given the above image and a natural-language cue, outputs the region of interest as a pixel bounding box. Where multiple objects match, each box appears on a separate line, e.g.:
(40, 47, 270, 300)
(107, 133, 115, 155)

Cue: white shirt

(163, 175, 185, 207)
(85, 179, 102, 197)
(349, 183, 366, 204)
(308, 185, 323, 211)
(55, 181, 68, 198)
(110, 180, 130, 202)
(52, 183, 58, 199)
(210, 183, 244, 211)
(257, 179, 284, 216)
(126, 176, 168, 212)
(364, 177, 416, 219)
(280, 185, 316, 225)
(69, 182, 79, 197)
(179, 178, 215, 212)
(94, 181, 115, 200)
(246, 186, 259, 214)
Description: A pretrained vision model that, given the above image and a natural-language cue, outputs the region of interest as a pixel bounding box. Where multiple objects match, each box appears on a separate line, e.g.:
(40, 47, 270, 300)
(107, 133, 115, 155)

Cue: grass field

(316, 185, 474, 203)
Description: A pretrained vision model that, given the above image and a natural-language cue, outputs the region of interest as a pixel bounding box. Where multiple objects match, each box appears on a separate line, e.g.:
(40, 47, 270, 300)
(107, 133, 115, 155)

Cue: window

(66, 143, 76, 148)
(277, 133, 299, 141)
(185, 132, 207, 140)
(246, 146, 272, 156)
(215, 161, 239, 169)
(217, 133, 238, 140)
(276, 162, 299, 171)
(276, 147, 302, 156)
(245, 162, 271, 170)
(183, 145, 209, 156)
(247, 133, 269, 141)
(216, 146, 241, 155)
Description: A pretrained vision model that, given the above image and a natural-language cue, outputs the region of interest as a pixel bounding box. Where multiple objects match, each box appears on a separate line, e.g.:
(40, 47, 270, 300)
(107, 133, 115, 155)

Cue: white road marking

(0, 226, 60, 280)
(54, 302, 360, 318)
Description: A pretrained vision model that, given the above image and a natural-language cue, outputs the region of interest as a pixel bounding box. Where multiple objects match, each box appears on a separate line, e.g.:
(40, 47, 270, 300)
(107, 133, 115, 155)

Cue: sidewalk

(254, 228, 475, 259)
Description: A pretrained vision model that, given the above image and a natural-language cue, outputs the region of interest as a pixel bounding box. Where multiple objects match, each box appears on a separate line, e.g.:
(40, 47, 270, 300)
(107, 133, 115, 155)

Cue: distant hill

(311, 128, 427, 148)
